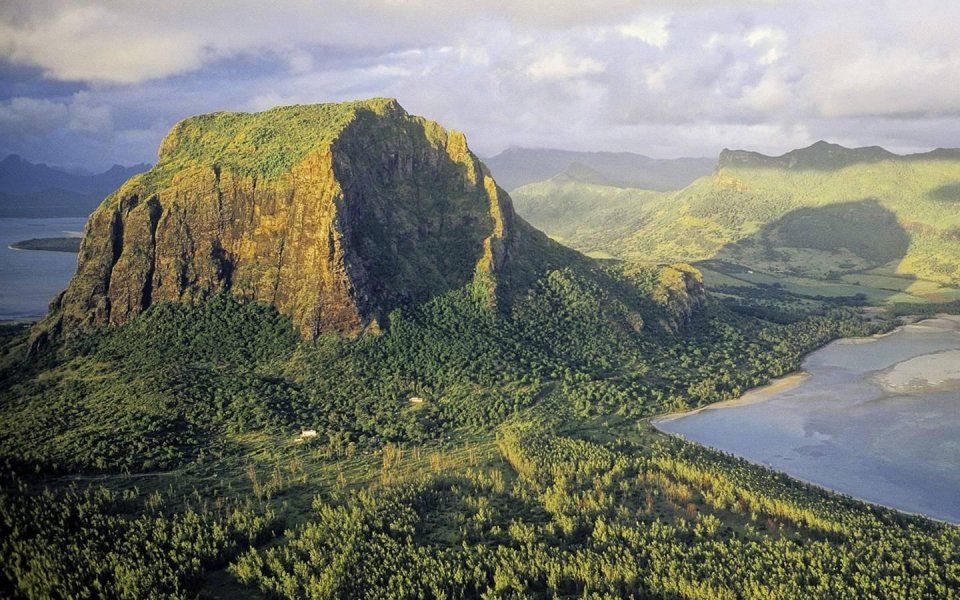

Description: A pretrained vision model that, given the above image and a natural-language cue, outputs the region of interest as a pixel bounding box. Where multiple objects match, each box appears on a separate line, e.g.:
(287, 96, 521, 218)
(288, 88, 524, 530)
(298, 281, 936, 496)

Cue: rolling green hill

(513, 142, 960, 304)
(509, 169, 660, 255)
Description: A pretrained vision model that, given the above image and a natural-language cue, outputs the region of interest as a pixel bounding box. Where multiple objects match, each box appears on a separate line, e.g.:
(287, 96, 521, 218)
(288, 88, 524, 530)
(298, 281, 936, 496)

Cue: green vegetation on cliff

(149, 98, 405, 184)
(36, 98, 521, 345)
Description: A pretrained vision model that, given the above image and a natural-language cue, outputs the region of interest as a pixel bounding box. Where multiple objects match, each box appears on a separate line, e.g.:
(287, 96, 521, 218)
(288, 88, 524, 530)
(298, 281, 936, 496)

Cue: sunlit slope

(515, 151, 960, 293)
(511, 175, 659, 256)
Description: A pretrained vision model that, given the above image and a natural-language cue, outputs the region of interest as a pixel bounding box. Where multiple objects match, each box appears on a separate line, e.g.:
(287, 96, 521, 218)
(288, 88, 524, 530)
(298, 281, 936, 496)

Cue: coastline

(649, 311, 916, 426)
(652, 426, 959, 526)
(647, 313, 960, 526)
(651, 371, 809, 425)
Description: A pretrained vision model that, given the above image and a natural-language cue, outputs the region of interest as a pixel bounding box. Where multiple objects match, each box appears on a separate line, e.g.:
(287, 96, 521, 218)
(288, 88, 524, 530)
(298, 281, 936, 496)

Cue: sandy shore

(651, 371, 809, 425)
(653, 315, 960, 426)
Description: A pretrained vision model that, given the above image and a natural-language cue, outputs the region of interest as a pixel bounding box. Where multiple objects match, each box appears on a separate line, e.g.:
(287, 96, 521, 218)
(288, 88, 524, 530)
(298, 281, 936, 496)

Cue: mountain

(34, 99, 525, 343)
(718, 140, 960, 171)
(0, 154, 150, 217)
(511, 171, 659, 254)
(483, 147, 715, 191)
(31, 99, 703, 350)
(513, 141, 960, 300)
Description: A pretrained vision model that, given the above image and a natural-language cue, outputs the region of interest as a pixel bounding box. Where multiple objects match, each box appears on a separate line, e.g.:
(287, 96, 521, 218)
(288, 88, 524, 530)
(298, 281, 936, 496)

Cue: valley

(512, 142, 960, 309)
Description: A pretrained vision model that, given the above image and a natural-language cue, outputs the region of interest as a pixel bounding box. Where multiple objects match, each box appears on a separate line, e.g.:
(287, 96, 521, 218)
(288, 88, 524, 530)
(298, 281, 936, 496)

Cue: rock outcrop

(648, 263, 706, 332)
(31, 99, 522, 348)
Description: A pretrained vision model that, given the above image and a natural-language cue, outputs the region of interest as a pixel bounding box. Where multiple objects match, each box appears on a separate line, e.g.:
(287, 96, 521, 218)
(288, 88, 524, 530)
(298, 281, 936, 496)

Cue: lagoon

(0, 217, 85, 321)
(654, 316, 960, 523)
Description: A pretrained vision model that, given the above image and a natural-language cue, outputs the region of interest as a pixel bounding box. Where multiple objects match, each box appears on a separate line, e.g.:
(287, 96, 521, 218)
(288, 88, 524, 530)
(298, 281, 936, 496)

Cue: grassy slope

(511, 178, 659, 257)
(513, 158, 960, 303)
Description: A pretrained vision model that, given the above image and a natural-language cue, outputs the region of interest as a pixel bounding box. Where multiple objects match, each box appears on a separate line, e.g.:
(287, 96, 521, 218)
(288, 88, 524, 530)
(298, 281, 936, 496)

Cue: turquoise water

(0, 217, 85, 320)
(655, 317, 960, 523)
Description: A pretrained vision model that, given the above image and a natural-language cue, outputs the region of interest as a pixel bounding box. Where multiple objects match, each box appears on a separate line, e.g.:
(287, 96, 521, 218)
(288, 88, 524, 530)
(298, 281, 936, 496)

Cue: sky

(1, 0, 959, 172)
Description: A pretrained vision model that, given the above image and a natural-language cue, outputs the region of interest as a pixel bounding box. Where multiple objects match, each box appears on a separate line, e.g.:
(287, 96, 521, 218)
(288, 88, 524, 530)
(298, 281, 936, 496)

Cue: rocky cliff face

(648, 263, 706, 332)
(31, 99, 521, 348)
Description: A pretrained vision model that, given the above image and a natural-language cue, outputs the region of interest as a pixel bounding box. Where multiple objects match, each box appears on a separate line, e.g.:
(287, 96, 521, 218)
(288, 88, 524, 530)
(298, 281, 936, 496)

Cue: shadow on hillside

(928, 182, 960, 203)
(700, 199, 920, 306)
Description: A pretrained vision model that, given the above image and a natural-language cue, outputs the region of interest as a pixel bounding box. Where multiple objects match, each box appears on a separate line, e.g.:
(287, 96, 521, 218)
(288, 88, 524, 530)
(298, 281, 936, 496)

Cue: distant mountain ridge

(512, 140, 960, 291)
(484, 147, 715, 191)
(0, 154, 150, 217)
(719, 140, 960, 171)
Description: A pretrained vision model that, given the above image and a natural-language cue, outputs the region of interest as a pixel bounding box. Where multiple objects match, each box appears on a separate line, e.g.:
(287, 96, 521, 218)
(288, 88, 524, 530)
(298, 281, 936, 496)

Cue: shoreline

(651, 371, 809, 425)
(0, 316, 42, 325)
(652, 426, 959, 526)
(647, 313, 960, 527)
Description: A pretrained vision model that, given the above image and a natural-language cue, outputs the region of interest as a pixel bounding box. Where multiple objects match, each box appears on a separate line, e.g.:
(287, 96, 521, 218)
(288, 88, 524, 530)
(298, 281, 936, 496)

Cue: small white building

(300, 429, 318, 438)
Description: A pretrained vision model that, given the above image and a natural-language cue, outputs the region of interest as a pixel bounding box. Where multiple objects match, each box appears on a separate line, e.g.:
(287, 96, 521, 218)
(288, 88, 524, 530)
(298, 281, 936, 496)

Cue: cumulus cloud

(0, 97, 69, 136)
(616, 15, 671, 47)
(527, 53, 605, 80)
(0, 0, 725, 84)
(0, 0, 958, 169)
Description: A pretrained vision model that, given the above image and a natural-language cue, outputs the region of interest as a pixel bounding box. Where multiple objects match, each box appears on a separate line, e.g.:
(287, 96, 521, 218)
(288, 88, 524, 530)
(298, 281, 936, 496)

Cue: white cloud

(740, 72, 792, 112)
(801, 2, 960, 119)
(0, 5, 206, 83)
(527, 53, 605, 80)
(744, 27, 786, 64)
(644, 64, 670, 90)
(0, 1, 723, 84)
(1, 0, 959, 168)
(617, 15, 671, 48)
(0, 97, 69, 135)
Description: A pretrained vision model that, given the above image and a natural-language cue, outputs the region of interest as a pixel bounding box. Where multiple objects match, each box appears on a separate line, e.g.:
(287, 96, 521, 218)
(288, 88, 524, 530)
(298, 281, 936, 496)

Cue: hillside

(0, 154, 149, 218)
(484, 146, 715, 191)
(511, 170, 659, 255)
(2, 106, 958, 598)
(513, 141, 960, 304)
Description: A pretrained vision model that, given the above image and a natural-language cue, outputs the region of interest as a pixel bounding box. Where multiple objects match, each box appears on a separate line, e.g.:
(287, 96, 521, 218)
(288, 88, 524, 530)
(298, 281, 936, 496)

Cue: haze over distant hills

(513, 140, 960, 302)
(719, 140, 960, 171)
(484, 147, 715, 191)
(0, 154, 150, 218)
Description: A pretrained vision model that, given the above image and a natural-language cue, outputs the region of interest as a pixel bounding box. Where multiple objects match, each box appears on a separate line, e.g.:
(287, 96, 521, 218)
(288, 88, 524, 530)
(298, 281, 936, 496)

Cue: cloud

(0, 0, 732, 84)
(616, 15, 671, 48)
(0, 96, 68, 135)
(0, 0, 959, 169)
(0, 5, 207, 83)
(744, 27, 786, 65)
(527, 53, 605, 80)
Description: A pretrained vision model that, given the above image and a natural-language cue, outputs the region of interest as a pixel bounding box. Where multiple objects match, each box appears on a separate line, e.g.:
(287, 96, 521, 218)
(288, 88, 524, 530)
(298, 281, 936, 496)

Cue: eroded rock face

(32, 99, 518, 348)
(650, 264, 707, 332)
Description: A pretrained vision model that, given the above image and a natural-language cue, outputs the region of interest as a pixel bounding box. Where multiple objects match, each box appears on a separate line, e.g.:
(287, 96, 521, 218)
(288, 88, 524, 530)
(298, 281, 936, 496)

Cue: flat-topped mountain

(33, 99, 531, 346)
(719, 140, 960, 171)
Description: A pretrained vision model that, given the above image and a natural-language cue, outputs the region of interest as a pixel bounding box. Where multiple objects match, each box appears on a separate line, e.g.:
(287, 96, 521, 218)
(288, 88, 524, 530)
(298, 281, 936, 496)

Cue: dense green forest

(5, 252, 956, 598)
